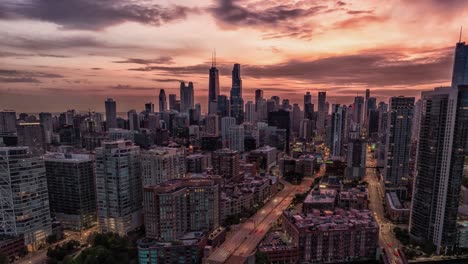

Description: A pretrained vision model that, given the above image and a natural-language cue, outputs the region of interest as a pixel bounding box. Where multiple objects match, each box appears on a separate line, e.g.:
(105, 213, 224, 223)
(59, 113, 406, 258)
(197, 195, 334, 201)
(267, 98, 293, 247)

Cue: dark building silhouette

(230, 64, 244, 124)
(268, 110, 290, 153)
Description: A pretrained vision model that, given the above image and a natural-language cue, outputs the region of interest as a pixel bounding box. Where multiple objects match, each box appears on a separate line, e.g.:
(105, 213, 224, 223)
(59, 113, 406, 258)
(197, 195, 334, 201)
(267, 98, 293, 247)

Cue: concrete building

(186, 153, 210, 173)
(105, 98, 117, 130)
(141, 147, 185, 186)
(95, 141, 142, 236)
(0, 147, 52, 250)
(409, 86, 468, 253)
(137, 232, 207, 264)
(17, 122, 46, 155)
(228, 125, 244, 153)
(0, 110, 16, 134)
(385, 192, 410, 223)
(221, 116, 236, 148)
(44, 153, 96, 230)
(180, 82, 194, 113)
(143, 178, 219, 241)
(247, 146, 278, 171)
(384, 96, 414, 197)
(212, 149, 239, 180)
(245, 101, 256, 124)
(337, 187, 369, 210)
(282, 209, 379, 263)
(303, 188, 337, 213)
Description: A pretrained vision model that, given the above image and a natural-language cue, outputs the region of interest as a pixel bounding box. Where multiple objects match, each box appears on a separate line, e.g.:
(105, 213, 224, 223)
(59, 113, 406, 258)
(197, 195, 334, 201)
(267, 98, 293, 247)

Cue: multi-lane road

(207, 166, 323, 264)
(365, 152, 404, 264)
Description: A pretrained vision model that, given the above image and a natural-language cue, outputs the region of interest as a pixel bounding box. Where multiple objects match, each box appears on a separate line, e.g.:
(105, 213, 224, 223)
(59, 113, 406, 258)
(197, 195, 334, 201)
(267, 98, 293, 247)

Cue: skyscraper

(230, 63, 244, 124)
(208, 53, 220, 114)
(180, 82, 194, 113)
(410, 86, 468, 254)
(143, 178, 219, 241)
(330, 105, 346, 157)
(212, 148, 240, 179)
(205, 114, 219, 136)
(221, 116, 236, 148)
(229, 125, 244, 153)
(105, 98, 117, 130)
(0, 147, 52, 249)
(353, 96, 365, 127)
(44, 152, 96, 230)
(17, 122, 46, 154)
(268, 109, 291, 153)
(217, 95, 230, 118)
(317, 92, 327, 135)
(39, 112, 53, 144)
(169, 94, 177, 111)
(0, 110, 17, 134)
(159, 89, 167, 113)
(128, 109, 139, 131)
(384, 96, 414, 197)
(141, 147, 185, 186)
(451, 39, 468, 89)
(255, 89, 264, 111)
(96, 141, 142, 236)
(145, 102, 154, 113)
(245, 101, 256, 124)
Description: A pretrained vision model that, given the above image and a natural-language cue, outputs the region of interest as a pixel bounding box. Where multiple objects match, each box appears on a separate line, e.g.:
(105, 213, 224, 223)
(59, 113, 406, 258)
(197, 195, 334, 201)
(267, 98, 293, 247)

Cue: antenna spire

(214, 49, 216, 67)
(460, 26, 463, 43)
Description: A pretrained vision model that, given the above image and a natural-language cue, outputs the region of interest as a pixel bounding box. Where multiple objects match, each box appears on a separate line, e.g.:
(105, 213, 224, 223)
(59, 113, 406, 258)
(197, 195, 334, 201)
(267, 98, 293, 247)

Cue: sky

(0, 0, 468, 113)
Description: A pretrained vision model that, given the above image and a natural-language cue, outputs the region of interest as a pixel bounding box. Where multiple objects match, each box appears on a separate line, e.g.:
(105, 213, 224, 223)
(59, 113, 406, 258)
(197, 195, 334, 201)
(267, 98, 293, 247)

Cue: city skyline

(1, 0, 468, 112)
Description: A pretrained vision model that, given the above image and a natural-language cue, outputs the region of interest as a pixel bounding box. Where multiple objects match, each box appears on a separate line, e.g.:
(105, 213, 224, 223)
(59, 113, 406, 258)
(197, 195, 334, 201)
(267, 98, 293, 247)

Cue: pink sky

(0, 0, 467, 113)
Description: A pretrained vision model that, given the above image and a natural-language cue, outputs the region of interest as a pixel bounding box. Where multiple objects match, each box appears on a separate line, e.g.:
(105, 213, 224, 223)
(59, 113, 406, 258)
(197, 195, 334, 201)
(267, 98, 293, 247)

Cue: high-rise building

(330, 105, 346, 157)
(128, 109, 139, 131)
(217, 95, 230, 118)
(39, 112, 53, 144)
(208, 53, 220, 114)
(268, 110, 290, 153)
(143, 178, 219, 241)
(317, 91, 327, 128)
(105, 98, 117, 130)
(383, 96, 414, 196)
(0, 110, 16, 134)
(180, 82, 194, 113)
(230, 63, 244, 124)
(44, 152, 96, 230)
(141, 147, 185, 186)
(169, 94, 177, 111)
(205, 114, 219, 136)
(17, 122, 46, 154)
(409, 86, 468, 253)
(353, 96, 365, 127)
(292, 104, 302, 135)
(159, 89, 167, 113)
(221, 116, 236, 148)
(245, 101, 256, 124)
(212, 148, 240, 179)
(0, 147, 52, 249)
(229, 125, 244, 153)
(145, 102, 154, 113)
(451, 40, 468, 89)
(346, 125, 366, 179)
(95, 141, 142, 236)
(255, 89, 264, 111)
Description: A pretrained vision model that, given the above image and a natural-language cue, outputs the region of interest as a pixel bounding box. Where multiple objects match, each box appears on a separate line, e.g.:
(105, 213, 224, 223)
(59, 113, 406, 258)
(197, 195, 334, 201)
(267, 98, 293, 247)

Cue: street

(206, 165, 323, 264)
(365, 152, 404, 264)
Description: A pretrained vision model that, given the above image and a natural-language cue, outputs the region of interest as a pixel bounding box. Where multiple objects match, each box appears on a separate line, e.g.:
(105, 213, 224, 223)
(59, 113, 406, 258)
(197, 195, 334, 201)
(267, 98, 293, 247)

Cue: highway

(207, 165, 324, 264)
(365, 152, 404, 264)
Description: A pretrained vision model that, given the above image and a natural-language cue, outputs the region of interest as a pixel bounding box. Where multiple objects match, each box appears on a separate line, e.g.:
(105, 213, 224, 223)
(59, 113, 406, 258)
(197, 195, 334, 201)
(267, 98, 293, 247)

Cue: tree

(255, 251, 269, 264)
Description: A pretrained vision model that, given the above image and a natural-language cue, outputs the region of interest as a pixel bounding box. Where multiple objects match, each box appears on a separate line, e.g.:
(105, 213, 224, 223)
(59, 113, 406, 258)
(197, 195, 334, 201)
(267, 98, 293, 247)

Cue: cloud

(109, 84, 155, 91)
(0, 77, 40, 83)
(130, 47, 453, 87)
(153, 78, 184, 83)
(209, 0, 326, 39)
(91, 68, 102, 70)
(0, 51, 71, 58)
(0, 0, 195, 30)
(114, 56, 174, 65)
(0, 69, 64, 78)
(334, 15, 387, 29)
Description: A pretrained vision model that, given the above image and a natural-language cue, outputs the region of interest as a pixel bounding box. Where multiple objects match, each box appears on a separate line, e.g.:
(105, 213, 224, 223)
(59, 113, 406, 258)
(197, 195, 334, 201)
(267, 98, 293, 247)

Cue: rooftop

(285, 209, 378, 231)
(304, 188, 336, 204)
